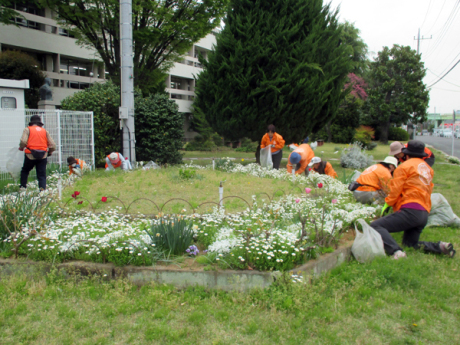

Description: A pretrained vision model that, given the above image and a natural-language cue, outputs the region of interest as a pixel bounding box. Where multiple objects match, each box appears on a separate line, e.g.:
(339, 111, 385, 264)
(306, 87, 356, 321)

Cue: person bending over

(286, 144, 314, 176)
(308, 157, 338, 178)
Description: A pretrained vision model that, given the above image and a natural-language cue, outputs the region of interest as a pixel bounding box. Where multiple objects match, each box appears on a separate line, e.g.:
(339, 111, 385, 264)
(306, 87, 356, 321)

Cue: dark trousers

(20, 156, 47, 190)
(370, 208, 442, 255)
(272, 150, 283, 170)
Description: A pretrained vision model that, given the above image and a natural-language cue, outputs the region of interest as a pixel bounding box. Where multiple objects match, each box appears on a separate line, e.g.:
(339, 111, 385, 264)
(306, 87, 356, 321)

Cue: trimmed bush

(354, 126, 375, 147)
(340, 142, 374, 169)
(388, 127, 409, 141)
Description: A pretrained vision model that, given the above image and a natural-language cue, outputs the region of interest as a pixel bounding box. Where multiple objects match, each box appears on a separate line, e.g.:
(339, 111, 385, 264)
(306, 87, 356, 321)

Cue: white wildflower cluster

(2, 161, 379, 270)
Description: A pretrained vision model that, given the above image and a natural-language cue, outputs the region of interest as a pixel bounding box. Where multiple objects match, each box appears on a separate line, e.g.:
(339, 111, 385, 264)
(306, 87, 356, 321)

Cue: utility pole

(119, 0, 136, 164)
(414, 28, 432, 55)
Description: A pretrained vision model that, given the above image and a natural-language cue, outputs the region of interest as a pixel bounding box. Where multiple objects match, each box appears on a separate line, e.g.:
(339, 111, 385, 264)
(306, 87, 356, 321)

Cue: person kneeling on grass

(370, 140, 455, 259)
(105, 152, 132, 171)
(349, 156, 397, 204)
(308, 157, 338, 178)
(67, 157, 88, 177)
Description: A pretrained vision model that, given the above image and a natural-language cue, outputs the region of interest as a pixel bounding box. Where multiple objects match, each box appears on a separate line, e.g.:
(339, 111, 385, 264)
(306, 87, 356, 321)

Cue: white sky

(329, 0, 460, 114)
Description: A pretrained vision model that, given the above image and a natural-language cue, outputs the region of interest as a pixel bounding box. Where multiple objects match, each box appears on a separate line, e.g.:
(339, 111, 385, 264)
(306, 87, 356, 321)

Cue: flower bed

(1, 162, 378, 271)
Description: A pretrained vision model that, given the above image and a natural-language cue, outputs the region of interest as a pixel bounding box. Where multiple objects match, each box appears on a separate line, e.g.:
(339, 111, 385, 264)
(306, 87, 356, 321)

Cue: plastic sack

(426, 193, 460, 228)
(6, 147, 23, 181)
(351, 219, 385, 263)
(260, 146, 273, 169)
(310, 142, 318, 150)
(351, 170, 361, 182)
(143, 161, 160, 170)
(289, 144, 298, 151)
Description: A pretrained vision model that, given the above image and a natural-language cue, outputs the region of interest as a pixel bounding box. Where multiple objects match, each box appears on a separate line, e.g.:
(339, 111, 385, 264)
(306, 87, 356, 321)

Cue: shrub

(388, 127, 409, 141)
(179, 168, 197, 180)
(135, 93, 184, 164)
(353, 125, 375, 147)
(185, 138, 217, 151)
(145, 217, 194, 256)
(448, 156, 460, 165)
(235, 138, 258, 152)
(212, 133, 224, 146)
(340, 142, 374, 169)
(61, 82, 184, 165)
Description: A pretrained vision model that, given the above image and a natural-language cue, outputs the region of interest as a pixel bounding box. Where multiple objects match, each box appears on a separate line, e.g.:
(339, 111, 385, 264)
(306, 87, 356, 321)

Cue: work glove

(381, 203, 392, 217)
(18, 147, 24, 151)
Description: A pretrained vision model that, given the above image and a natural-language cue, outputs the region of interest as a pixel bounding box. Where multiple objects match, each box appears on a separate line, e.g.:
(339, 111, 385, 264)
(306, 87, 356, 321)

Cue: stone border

(0, 244, 352, 291)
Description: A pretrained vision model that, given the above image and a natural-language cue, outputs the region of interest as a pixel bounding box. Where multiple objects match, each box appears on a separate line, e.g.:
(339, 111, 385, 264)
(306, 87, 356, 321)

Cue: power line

(424, 0, 460, 58)
(426, 0, 447, 34)
(431, 87, 460, 92)
(427, 68, 460, 88)
(427, 58, 460, 87)
(420, 0, 432, 29)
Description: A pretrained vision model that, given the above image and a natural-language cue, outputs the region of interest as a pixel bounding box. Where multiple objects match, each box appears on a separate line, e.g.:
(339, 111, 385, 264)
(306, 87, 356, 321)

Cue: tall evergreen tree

(193, 0, 352, 143)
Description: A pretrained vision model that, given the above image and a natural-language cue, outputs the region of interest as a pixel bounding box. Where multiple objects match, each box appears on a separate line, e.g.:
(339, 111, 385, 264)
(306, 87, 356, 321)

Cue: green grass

(65, 167, 297, 214)
(1, 142, 459, 343)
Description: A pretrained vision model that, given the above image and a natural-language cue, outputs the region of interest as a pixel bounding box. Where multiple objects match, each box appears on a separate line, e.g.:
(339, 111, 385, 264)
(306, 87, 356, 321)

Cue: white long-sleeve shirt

(105, 153, 132, 171)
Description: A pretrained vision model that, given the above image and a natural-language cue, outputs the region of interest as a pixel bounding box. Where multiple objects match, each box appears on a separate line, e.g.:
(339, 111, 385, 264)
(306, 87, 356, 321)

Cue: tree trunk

(379, 119, 391, 145)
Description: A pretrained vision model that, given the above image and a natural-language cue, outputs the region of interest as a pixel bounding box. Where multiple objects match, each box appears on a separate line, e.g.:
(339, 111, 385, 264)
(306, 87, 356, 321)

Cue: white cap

(382, 156, 398, 168)
(109, 152, 118, 161)
(308, 157, 322, 166)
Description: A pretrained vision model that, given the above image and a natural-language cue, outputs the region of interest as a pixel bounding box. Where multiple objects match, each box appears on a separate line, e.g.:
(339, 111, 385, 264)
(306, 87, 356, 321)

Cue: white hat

(109, 152, 119, 162)
(308, 157, 322, 166)
(382, 156, 398, 168)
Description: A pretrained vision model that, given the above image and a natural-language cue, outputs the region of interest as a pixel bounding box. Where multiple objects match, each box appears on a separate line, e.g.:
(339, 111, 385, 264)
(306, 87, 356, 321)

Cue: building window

(1, 97, 17, 109)
(171, 94, 182, 99)
(12, 3, 45, 17)
(60, 58, 92, 76)
(171, 77, 182, 89)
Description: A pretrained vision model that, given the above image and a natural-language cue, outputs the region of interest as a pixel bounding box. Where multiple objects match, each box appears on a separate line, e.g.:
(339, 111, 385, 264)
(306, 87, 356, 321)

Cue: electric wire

(427, 58, 460, 87)
(420, 0, 432, 29)
(427, 68, 460, 88)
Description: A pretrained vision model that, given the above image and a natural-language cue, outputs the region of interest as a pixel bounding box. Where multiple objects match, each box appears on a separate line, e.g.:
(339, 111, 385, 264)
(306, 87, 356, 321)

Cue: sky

(328, 0, 460, 115)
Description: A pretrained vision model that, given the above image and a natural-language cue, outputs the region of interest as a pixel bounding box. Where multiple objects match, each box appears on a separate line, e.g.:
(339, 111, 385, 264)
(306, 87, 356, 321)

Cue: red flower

(308, 168, 312, 171)
(101, 197, 108, 202)
(78, 201, 83, 205)
(71, 193, 76, 199)
(74, 191, 80, 196)
(317, 183, 323, 188)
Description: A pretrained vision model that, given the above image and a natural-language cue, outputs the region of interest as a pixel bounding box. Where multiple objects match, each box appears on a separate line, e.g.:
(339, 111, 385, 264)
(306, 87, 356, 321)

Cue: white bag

(260, 146, 273, 169)
(427, 193, 460, 228)
(351, 219, 386, 263)
(6, 147, 24, 181)
(143, 161, 160, 170)
(351, 170, 361, 182)
(289, 144, 298, 151)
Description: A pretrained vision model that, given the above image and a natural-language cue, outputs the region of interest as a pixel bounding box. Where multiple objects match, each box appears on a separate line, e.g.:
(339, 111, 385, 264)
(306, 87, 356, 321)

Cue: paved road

(416, 135, 460, 159)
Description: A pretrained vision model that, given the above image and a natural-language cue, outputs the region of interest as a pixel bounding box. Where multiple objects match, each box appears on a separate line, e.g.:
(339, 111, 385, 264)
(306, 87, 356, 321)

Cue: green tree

(41, 0, 228, 93)
(60, 81, 121, 165)
(339, 21, 369, 76)
(365, 45, 429, 144)
(0, 0, 20, 25)
(0, 50, 46, 108)
(193, 0, 351, 144)
(61, 81, 183, 165)
(135, 94, 183, 164)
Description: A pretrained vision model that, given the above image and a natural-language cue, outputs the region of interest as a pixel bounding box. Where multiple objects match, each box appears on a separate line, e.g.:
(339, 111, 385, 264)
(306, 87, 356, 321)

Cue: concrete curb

(0, 244, 352, 291)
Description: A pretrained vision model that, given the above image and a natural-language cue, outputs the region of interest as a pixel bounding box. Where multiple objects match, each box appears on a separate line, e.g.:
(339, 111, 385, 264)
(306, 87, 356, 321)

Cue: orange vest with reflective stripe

(24, 126, 48, 153)
(105, 153, 122, 169)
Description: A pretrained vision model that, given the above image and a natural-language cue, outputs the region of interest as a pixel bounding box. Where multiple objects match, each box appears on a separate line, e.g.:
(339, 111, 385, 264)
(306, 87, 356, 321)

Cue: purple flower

(186, 248, 190, 253)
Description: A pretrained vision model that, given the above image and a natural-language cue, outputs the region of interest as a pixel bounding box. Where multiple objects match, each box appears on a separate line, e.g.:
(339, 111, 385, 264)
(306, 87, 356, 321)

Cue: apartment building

(165, 33, 217, 140)
(1, 2, 216, 139)
(0, 2, 105, 105)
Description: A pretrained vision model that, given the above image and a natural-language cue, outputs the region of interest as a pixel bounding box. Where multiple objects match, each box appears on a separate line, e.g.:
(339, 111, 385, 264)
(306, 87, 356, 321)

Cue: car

(422, 130, 429, 136)
(442, 130, 453, 138)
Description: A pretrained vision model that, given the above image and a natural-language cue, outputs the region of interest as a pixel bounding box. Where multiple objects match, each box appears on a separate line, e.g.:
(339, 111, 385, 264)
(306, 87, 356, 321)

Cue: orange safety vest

(385, 158, 434, 212)
(356, 164, 392, 192)
(286, 144, 314, 175)
(260, 132, 285, 153)
(24, 126, 48, 154)
(69, 159, 86, 175)
(313, 161, 338, 178)
(105, 153, 122, 169)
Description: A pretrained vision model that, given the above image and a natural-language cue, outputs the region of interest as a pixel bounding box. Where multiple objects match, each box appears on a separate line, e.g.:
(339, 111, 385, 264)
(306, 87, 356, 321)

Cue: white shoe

(393, 250, 407, 260)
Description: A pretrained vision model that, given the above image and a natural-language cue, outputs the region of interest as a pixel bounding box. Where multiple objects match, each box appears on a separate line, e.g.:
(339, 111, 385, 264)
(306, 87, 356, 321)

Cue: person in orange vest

(286, 143, 314, 175)
(260, 124, 285, 169)
(105, 152, 132, 171)
(67, 157, 88, 176)
(349, 156, 397, 204)
(308, 157, 338, 178)
(370, 140, 455, 259)
(18, 115, 56, 190)
(389, 141, 435, 166)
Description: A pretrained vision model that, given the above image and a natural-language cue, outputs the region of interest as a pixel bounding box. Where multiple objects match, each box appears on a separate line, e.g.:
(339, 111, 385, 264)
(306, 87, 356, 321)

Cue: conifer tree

(194, 0, 352, 143)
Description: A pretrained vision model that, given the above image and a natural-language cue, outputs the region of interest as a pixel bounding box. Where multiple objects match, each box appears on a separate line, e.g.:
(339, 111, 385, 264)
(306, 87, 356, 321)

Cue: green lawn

(1, 143, 460, 344)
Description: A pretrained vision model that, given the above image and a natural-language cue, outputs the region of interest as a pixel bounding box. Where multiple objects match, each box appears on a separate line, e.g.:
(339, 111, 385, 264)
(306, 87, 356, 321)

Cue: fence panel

(0, 109, 94, 181)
